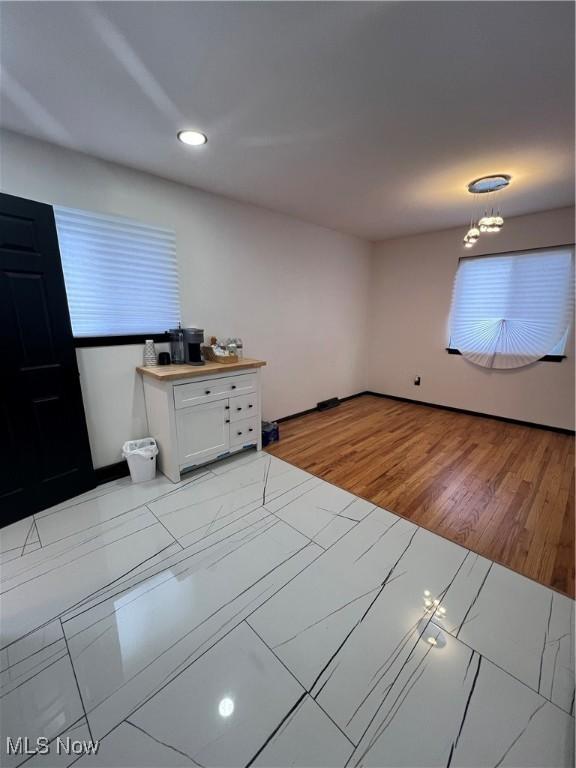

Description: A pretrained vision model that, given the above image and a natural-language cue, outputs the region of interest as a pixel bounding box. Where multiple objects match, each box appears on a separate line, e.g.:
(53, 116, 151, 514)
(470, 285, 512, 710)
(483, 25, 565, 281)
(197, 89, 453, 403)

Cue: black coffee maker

(183, 328, 205, 366)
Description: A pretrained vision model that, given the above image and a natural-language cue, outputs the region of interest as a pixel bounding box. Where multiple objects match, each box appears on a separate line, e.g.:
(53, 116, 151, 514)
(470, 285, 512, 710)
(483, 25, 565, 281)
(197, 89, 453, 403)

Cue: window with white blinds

(448, 246, 574, 369)
(54, 206, 181, 338)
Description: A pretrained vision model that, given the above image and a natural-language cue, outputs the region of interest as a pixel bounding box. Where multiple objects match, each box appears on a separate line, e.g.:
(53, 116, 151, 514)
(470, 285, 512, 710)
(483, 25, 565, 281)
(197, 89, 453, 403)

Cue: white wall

(1, 131, 371, 467)
(2, 131, 572, 469)
(367, 207, 575, 430)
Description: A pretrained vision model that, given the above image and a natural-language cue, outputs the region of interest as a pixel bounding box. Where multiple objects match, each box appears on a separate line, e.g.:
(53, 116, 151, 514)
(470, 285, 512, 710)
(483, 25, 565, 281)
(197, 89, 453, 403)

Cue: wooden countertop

(137, 357, 266, 381)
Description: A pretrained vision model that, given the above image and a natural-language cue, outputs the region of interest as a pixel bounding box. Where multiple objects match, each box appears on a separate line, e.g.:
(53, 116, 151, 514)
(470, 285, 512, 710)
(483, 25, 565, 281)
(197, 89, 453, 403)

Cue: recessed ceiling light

(177, 130, 208, 147)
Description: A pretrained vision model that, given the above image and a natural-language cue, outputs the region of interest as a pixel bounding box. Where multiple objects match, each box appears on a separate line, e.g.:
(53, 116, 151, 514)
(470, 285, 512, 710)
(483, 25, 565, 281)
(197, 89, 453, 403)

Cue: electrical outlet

(414, 376, 421, 386)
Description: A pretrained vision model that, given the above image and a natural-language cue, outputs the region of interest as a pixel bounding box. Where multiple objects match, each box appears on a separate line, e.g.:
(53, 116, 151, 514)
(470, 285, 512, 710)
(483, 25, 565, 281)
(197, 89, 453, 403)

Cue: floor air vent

(317, 397, 340, 412)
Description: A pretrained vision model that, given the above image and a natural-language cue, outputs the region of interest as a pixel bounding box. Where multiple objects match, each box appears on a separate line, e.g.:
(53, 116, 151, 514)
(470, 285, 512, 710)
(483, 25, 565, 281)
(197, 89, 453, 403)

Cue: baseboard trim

(340, 393, 366, 403)
(276, 407, 318, 423)
(363, 391, 575, 435)
(275, 393, 366, 423)
(275, 391, 574, 435)
(94, 460, 130, 485)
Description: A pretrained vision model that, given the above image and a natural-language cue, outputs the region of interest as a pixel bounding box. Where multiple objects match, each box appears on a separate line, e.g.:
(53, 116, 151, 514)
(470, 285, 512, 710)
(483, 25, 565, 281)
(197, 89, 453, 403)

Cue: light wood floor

(266, 395, 575, 597)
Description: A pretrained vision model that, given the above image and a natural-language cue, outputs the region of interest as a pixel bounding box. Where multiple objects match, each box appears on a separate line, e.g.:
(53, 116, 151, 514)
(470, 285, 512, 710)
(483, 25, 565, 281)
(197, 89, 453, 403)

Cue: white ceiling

(1, 1, 574, 240)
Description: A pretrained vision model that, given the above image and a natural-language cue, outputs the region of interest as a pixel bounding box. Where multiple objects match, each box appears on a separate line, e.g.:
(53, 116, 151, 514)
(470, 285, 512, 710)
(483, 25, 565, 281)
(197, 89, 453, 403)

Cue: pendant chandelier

(463, 174, 511, 248)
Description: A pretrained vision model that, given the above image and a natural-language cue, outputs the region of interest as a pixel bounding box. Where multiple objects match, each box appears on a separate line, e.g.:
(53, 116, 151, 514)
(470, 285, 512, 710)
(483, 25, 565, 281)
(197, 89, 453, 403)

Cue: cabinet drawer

(230, 417, 259, 448)
(174, 373, 256, 409)
(229, 393, 258, 422)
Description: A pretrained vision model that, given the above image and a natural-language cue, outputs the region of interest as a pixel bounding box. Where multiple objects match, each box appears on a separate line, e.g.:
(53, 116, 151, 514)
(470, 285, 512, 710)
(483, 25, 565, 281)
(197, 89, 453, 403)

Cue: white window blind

(54, 206, 180, 337)
(449, 246, 574, 369)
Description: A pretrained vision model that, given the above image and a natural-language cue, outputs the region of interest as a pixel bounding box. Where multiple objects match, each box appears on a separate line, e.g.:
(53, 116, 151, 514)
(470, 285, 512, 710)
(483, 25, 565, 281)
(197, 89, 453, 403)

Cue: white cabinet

(141, 366, 264, 482)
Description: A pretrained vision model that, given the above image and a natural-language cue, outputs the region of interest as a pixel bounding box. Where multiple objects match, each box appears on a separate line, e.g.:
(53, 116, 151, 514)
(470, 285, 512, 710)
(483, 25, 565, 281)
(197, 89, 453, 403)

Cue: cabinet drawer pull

(236, 407, 242, 411)
(231, 385, 237, 390)
(248, 428, 253, 432)
(205, 390, 211, 395)
(225, 405, 230, 410)
(237, 431, 242, 436)
(225, 419, 230, 424)
(248, 404, 253, 409)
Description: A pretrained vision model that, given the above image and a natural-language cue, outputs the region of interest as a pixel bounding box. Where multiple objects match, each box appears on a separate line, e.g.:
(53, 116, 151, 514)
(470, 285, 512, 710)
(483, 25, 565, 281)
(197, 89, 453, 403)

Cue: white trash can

(122, 438, 158, 483)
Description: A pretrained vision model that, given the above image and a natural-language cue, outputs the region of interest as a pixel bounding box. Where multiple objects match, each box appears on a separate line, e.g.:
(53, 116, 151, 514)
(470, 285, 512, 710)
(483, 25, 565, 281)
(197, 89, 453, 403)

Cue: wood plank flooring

(265, 395, 575, 597)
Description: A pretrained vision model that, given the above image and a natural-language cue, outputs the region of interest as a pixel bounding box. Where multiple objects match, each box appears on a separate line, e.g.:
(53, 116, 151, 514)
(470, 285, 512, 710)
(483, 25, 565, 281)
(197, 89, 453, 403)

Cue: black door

(0, 193, 95, 525)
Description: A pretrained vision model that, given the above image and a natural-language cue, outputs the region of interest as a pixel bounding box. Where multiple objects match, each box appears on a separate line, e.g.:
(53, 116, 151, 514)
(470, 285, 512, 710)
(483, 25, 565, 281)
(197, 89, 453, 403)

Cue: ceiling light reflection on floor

(422, 590, 447, 620)
(419, 591, 448, 648)
(422, 623, 447, 649)
(218, 697, 234, 718)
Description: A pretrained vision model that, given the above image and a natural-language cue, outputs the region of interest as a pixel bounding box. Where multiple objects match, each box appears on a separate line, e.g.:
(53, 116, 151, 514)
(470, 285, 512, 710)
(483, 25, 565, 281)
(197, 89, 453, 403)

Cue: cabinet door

(176, 399, 230, 467)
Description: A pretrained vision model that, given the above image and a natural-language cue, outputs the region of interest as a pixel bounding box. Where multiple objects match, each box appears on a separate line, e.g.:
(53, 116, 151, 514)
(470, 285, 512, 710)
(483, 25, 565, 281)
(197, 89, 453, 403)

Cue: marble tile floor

(0, 450, 573, 768)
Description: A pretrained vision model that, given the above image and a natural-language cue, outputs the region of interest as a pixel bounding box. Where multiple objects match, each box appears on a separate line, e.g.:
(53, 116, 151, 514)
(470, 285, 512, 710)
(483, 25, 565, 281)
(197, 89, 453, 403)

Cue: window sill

(446, 348, 566, 363)
(74, 333, 169, 348)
